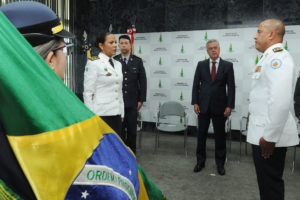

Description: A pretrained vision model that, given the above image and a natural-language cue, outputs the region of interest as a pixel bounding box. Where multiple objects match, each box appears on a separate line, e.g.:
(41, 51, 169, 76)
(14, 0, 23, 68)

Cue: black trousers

(100, 115, 122, 137)
(252, 145, 287, 200)
(196, 112, 226, 167)
(122, 107, 137, 153)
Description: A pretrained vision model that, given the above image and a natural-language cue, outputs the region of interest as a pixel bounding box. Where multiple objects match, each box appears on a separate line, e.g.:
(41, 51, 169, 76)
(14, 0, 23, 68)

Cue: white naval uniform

(83, 52, 124, 117)
(247, 43, 299, 147)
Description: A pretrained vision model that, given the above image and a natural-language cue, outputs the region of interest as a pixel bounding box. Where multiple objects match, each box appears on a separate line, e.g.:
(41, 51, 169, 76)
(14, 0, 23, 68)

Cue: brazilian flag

(0, 11, 165, 200)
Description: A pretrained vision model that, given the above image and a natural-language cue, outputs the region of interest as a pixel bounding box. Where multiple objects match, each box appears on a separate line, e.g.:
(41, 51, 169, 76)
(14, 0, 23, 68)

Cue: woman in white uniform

(83, 32, 124, 135)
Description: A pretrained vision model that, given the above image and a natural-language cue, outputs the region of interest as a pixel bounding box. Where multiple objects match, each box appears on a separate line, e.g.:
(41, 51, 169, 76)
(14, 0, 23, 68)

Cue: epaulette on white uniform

(88, 56, 100, 61)
(273, 47, 283, 53)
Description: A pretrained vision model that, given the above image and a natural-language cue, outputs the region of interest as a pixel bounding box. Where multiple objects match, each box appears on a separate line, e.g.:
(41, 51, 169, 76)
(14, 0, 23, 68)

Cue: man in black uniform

(114, 35, 147, 154)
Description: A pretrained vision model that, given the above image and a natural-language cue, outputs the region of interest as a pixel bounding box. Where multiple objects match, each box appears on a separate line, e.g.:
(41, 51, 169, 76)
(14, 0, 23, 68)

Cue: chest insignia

(270, 59, 282, 69)
(255, 65, 262, 72)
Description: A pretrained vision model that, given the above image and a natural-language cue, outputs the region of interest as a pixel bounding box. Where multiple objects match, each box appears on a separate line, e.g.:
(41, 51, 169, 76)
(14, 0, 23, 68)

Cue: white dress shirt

(209, 57, 220, 73)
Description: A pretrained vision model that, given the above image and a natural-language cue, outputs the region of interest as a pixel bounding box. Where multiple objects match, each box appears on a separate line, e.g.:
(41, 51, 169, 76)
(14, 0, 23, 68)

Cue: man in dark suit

(114, 35, 147, 154)
(191, 39, 235, 175)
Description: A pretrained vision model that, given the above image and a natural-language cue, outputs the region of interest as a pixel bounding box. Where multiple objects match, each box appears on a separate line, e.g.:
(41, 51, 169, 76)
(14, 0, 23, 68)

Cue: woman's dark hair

(94, 32, 112, 48)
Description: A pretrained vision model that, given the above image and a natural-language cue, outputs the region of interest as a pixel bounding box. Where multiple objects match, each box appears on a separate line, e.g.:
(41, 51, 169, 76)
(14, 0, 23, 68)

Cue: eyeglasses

(52, 43, 74, 56)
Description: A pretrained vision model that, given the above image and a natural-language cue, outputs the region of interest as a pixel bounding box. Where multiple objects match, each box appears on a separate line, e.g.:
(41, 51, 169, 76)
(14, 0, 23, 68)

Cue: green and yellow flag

(0, 11, 165, 200)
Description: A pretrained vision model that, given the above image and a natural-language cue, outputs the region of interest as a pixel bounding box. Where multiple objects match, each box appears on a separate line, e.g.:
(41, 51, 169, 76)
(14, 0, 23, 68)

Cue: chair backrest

(159, 101, 185, 118)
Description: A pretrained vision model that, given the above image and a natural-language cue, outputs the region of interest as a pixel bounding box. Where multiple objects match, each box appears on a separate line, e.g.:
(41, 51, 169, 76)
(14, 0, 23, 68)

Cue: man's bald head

(262, 19, 285, 39)
(254, 19, 285, 52)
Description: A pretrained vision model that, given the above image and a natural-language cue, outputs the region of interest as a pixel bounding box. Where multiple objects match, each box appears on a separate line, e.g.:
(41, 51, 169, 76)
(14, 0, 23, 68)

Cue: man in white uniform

(248, 19, 299, 200)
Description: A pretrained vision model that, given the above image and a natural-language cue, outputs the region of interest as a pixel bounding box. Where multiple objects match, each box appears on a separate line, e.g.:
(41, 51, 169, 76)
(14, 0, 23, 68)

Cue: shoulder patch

(88, 56, 100, 61)
(273, 47, 283, 53)
(270, 59, 282, 69)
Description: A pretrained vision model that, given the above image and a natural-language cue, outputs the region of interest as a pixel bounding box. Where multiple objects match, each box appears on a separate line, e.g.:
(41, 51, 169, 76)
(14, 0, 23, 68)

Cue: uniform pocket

(253, 116, 266, 127)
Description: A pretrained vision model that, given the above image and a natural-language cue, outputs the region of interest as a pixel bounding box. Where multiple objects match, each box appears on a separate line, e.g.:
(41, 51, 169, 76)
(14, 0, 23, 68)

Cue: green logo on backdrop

(255, 55, 259, 64)
(159, 33, 162, 42)
(158, 80, 162, 88)
(159, 57, 162, 65)
(284, 41, 288, 51)
(180, 68, 184, 77)
(138, 112, 142, 120)
(205, 32, 208, 41)
(181, 44, 184, 53)
(158, 102, 161, 110)
(180, 116, 183, 124)
(204, 56, 207, 60)
(229, 43, 233, 52)
(180, 92, 183, 101)
(138, 46, 142, 54)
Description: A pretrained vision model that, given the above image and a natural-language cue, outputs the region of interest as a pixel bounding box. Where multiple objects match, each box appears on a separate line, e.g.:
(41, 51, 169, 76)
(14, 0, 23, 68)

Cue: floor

(135, 129, 300, 200)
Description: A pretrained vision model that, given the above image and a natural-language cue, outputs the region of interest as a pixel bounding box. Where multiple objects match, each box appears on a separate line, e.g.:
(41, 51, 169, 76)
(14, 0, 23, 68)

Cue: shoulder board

(132, 54, 142, 59)
(88, 56, 100, 61)
(273, 47, 283, 53)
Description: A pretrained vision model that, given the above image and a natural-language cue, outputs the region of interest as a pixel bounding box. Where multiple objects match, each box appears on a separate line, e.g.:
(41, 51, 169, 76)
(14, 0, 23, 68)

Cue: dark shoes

(217, 166, 225, 176)
(193, 163, 205, 173)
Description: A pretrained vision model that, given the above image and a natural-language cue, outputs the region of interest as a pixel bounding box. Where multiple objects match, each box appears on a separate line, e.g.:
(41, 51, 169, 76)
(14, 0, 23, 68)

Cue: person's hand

(137, 102, 143, 112)
(224, 107, 232, 117)
(194, 104, 200, 115)
(259, 137, 275, 159)
(121, 117, 124, 123)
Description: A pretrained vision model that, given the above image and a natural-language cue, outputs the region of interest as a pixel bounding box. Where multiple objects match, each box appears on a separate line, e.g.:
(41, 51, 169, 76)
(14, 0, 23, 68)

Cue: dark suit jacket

(114, 54, 147, 108)
(191, 58, 235, 115)
(294, 76, 300, 117)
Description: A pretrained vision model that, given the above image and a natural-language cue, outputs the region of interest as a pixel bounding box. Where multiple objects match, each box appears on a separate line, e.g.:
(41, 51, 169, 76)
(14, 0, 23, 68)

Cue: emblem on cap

(51, 21, 63, 34)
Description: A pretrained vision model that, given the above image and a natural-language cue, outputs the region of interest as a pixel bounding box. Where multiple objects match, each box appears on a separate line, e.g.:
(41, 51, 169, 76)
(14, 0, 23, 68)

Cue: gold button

(125, 84, 128, 87)
(125, 91, 127, 94)
(115, 90, 118, 92)
(116, 97, 118, 100)
(125, 72, 128, 74)
(125, 78, 127, 80)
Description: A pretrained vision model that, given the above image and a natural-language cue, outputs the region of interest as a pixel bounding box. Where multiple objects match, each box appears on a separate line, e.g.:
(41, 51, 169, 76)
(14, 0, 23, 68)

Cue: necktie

(211, 61, 216, 81)
(123, 58, 127, 65)
(109, 58, 114, 68)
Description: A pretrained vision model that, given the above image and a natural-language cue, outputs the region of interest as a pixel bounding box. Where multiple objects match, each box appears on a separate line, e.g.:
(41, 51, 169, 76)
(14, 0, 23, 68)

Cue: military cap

(0, 1, 74, 47)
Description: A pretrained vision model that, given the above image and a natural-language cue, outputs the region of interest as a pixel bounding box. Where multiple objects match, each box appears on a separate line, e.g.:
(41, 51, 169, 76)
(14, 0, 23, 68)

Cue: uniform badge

(104, 67, 108, 72)
(270, 59, 282, 69)
(106, 72, 112, 76)
(255, 65, 262, 72)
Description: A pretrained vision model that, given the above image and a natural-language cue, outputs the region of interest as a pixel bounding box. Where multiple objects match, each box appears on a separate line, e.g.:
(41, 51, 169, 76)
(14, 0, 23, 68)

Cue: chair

(137, 116, 143, 149)
(239, 113, 250, 157)
(225, 116, 232, 152)
(155, 101, 188, 156)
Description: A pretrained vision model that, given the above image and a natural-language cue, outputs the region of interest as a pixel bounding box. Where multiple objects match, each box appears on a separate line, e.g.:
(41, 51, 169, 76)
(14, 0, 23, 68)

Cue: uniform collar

(121, 54, 130, 60)
(99, 52, 113, 61)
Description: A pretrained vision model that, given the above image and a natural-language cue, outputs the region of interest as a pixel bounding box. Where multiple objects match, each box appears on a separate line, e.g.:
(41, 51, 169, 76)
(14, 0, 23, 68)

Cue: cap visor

(55, 29, 75, 39)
